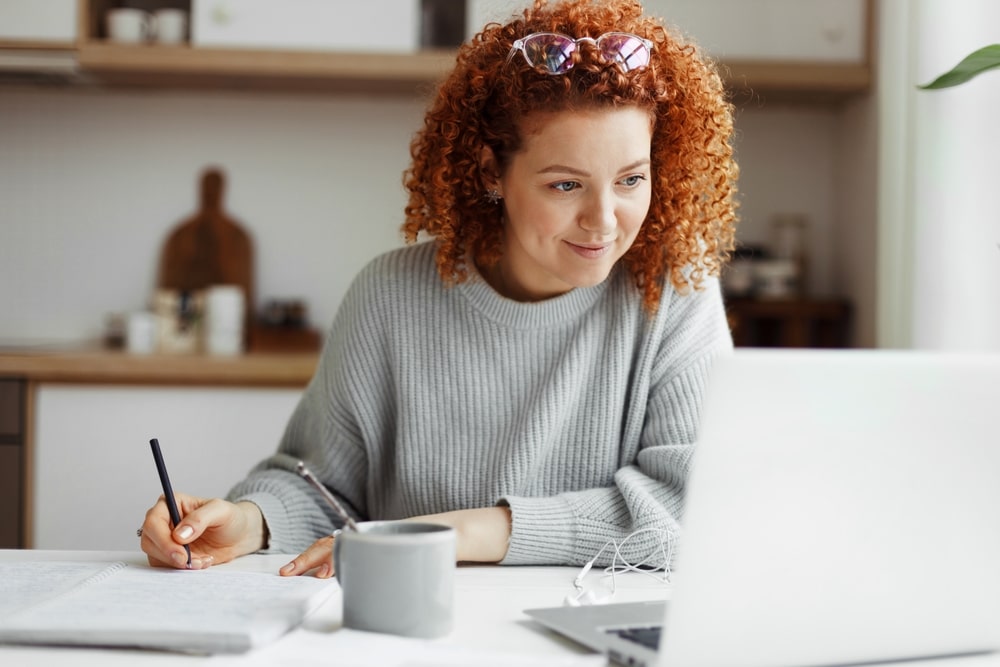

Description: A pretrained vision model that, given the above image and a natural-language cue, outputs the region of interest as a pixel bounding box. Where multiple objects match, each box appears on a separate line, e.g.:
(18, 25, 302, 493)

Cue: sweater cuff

(498, 495, 580, 565)
(232, 491, 293, 555)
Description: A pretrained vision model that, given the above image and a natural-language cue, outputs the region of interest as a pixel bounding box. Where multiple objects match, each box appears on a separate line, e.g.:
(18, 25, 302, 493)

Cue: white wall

(0, 89, 425, 345)
(879, 0, 1000, 350)
(0, 86, 865, 346)
(909, 0, 1000, 350)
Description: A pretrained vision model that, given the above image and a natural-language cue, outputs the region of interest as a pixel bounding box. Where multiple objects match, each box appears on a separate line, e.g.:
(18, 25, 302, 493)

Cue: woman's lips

(565, 241, 612, 259)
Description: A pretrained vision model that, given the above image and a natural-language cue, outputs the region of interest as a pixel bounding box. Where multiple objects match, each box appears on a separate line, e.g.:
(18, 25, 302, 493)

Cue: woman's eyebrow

(537, 158, 651, 177)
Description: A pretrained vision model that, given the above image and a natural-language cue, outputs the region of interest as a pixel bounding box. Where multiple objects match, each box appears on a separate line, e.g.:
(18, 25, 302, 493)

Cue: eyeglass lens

(598, 33, 651, 70)
(523, 35, 576, 74)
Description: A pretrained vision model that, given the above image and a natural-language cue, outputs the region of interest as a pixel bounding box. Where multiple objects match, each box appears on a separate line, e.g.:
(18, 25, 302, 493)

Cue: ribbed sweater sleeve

(497, 277, 732, 565)
(228, 241, 733, 564)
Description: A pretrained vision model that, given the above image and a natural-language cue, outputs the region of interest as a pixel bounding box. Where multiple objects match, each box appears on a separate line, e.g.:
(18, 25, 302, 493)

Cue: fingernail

(176, 525, 194, 540)
(316, 562, 331, 578)
(170, 552, 187, 567)
(279, 561, 295, 575)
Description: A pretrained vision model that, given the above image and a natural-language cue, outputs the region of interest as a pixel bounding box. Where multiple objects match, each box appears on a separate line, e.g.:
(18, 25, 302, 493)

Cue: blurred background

(2, 0, 997, 350)
(0, 0, 997, 550)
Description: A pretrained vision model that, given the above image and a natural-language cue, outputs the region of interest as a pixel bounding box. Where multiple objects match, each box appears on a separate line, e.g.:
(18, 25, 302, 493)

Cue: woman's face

(490, 107, 653, 302)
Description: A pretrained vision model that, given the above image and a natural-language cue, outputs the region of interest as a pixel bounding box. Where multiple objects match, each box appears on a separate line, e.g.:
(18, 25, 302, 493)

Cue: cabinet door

(619, 0, 866, 63)
(33, 384, 302, 550)
(0, 379, 22, 440)
(0, 0, 78, 42)
(0, 445, 22, 548)
(191, 0, 419, 52)
(0, 380, 23, 547)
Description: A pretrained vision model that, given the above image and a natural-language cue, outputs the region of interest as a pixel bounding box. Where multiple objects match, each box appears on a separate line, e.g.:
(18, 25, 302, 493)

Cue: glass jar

(771, 214, 808, 295)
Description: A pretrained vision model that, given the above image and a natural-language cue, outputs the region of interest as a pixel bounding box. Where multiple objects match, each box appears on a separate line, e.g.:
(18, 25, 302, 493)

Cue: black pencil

(149, 438, 192, 568)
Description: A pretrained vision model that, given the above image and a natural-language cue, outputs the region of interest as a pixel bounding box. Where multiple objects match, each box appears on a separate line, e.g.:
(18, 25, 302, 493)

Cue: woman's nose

(579, 191, 616, 235)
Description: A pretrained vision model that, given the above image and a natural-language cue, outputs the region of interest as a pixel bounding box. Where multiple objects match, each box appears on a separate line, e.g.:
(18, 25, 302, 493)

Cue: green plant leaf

(919, 44, 1000, 90)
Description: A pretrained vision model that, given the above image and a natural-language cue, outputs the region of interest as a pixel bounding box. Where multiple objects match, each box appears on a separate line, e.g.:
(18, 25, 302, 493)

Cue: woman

(140, 0, 738, 576)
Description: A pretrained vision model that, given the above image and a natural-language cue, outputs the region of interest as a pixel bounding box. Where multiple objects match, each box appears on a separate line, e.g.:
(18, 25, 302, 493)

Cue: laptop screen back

(660, 350, 1000, 667)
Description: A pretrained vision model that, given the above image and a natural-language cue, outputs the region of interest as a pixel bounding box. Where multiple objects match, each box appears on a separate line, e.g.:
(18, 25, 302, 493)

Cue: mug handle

(332, 529, 343, 583)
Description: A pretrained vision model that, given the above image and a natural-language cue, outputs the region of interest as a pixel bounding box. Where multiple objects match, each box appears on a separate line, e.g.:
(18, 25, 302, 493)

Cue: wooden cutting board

(157, 168, 255, 341)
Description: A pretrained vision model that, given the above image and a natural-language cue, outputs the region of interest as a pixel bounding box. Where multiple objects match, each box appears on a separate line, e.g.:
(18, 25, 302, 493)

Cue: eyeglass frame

(505, 31, 655, 75)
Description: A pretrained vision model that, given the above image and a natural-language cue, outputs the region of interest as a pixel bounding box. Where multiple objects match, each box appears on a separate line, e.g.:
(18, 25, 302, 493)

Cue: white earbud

(562, 527, 674, 608)
(573, 559, 595, 589)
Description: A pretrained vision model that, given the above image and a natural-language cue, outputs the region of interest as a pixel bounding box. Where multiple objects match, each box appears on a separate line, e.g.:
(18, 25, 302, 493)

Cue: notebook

(526, 349, 1000, 667)
(0, 559, 335, 653)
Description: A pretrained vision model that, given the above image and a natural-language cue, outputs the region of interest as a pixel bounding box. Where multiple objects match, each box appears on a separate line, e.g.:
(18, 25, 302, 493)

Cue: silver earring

(485, 189, 502, 205)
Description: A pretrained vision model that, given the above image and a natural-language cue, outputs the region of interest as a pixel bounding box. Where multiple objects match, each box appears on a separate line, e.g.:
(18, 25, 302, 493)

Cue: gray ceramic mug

(334, 521, 456, 638)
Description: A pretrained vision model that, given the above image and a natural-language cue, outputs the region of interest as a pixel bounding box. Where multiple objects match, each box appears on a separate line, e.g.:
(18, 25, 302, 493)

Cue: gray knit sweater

(228, 240, 733, 566)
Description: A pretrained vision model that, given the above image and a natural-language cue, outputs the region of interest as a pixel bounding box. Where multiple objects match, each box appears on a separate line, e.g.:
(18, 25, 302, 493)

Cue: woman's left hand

(279, 534, 336, 578)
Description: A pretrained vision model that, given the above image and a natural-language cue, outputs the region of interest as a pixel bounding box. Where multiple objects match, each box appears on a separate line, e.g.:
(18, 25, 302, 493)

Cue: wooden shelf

(0, 0, 872, 101)
(74, 42, 458, 95)
(70, 42, 870, 101)
(0, 349, 318, 387)
(0, 39, 870, 102)
(0, 40, 76, 51)
(722, 60, 871, 105)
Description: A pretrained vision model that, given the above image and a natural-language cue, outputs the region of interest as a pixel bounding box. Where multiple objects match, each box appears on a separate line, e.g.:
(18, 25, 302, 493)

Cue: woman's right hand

(139, 493, 267, 570)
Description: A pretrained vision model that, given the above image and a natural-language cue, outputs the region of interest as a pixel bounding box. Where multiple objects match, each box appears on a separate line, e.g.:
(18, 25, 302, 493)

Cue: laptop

(526, 349, 1000, 667)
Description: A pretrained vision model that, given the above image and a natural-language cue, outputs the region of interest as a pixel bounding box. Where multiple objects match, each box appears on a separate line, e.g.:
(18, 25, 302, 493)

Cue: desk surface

(1, 550, 998, 667)
(0, 550, 661, 666)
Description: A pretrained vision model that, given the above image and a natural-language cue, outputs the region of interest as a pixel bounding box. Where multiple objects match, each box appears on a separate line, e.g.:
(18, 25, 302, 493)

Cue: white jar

(203, 285, 245, 356)
(126, 311, 157, 355)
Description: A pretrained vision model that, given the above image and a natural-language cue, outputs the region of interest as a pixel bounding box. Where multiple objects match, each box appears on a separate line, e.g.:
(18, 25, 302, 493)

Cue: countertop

(0, 348, 319, 387)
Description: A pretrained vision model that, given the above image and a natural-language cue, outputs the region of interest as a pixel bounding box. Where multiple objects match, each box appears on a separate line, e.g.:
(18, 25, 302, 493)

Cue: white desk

(0, 550, 660, 666)
(1, 550, 998, 667)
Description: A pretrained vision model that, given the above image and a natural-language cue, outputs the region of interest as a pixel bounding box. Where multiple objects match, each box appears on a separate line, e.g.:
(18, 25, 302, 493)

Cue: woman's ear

(479, 146, 503, 197)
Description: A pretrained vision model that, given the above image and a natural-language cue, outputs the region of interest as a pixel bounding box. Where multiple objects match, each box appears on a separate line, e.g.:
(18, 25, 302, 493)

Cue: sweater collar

(457, 259, 615, 329)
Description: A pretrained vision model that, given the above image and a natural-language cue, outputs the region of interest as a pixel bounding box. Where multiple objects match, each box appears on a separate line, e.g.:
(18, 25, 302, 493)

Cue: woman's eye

(552, 181, 579, 192)
(621, 174, 647, 187)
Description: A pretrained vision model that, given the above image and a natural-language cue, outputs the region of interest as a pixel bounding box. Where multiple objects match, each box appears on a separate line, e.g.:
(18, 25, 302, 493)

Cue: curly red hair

(402, 0, 738, 311)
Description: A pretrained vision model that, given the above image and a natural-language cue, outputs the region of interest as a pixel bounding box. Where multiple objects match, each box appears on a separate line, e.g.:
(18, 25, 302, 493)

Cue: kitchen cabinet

(0, 350, 317, 549)
(650, 0, 870, 104)
(727, 297, 853, 348)
(645, 0, 868, 63)
(0, 0, 871, 102)
(74, 0, 459, 95)
(0, 0, 78, 79)
(190, 0, 420, 53)
(0, 0, 78, 44)
(33, 383, 302, 551)
(0, 379, 27, 548)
